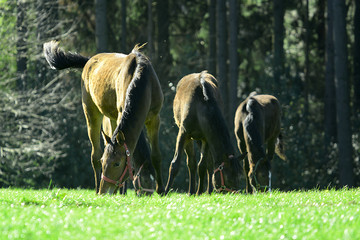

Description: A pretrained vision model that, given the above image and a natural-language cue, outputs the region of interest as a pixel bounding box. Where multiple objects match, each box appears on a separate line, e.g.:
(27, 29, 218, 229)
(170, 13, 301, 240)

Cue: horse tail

(275, 132, 287, 161)
(243, 97, 266, 160)
(200, 71, 210, 101)
(199, 70, 219, 102)
(43, 40, 89, 70)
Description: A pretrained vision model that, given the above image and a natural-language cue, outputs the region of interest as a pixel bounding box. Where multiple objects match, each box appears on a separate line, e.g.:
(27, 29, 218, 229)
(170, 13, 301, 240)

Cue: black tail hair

(199, 71, 210, 101)
(43, 40, 89, 70)
(275, 132, 287, 161)
(243, 97, 266, 160)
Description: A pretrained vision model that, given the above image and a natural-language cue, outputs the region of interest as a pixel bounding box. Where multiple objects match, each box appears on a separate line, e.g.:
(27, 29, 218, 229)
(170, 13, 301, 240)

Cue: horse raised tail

(43, 40, 89, 70)
(275, 132, 286, 161)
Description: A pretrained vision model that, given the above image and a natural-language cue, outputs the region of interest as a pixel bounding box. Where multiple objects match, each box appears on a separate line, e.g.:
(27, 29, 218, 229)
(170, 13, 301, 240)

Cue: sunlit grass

(1, 188, 359, 239)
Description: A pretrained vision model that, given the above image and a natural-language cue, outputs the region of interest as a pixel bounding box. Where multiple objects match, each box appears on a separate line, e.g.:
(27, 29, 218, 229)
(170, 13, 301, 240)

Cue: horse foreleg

(165, 129, 187, 195)
(244, 157, 253, 194)
(206, 154, 214, 194)
(184, 141, 196, 195)
(82, 100, 103, 194)
(146, 115, 164, 194)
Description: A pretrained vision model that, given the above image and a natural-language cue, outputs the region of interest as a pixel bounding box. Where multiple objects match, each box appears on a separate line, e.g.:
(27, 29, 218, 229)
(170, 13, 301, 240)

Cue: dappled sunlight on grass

(0, 188, 359, 239)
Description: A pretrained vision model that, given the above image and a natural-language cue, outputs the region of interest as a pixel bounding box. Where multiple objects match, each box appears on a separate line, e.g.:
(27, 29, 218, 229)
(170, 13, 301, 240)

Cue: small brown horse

(101, 117, 155, 195)
(43, 41, 164, 195)
(165, 71, 244, 195)
(234, 93, 286, 193)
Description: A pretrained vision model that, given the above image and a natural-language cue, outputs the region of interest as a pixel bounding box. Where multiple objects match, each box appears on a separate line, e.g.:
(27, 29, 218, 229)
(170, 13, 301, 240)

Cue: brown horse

(234, 93, 286, 193)
(43, 41, 164, 195)
(101, 117, 155, 195)
(165, 71, 244, 195)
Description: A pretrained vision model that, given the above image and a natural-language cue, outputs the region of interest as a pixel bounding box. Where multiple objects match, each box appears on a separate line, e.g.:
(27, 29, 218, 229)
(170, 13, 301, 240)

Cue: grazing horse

(234, 93, 286, 193)
(101, 117, 155, 195)
(165, 71, 244, 195)
(43, 41, 164, 195)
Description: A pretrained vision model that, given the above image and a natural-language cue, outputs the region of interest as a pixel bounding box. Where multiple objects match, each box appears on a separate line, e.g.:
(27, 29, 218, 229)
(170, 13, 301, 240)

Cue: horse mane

(130, 44, 151, 82)
(132, 43, 147, 52)
(111, 45, 152, 143)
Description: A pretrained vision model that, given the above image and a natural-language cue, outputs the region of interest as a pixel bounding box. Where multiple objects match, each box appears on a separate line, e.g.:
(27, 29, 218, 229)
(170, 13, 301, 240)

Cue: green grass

(0, 188, 360, 239)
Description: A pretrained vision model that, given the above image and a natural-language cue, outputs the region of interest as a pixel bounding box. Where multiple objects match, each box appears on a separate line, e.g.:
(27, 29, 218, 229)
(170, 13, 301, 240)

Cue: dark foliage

(0, 0, 359, 191)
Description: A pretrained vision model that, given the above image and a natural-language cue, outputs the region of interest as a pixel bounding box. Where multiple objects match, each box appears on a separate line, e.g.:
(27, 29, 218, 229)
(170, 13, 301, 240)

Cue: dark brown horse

(165, 71, 244, 195)
(43, 41, 164, 195)
(234, 93, 286, 193)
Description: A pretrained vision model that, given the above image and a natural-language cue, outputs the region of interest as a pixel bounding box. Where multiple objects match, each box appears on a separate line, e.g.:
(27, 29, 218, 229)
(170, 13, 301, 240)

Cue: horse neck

(132, 131, 151, 168)
(114, 68, 151, 153)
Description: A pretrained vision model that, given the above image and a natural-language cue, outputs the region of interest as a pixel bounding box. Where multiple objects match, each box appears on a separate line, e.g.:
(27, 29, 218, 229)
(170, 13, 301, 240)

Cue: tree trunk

(228, 0, 238, 129)
(354, 0, 360, 119)
(216, 0, 228, 117)
(324, 0, 337, 151)
(156, 0, 172, 85)
(304, 0, 310, 121)
(208, 0, 216, 76)
(16, 0, 28, 90)
(316, 0, 326, 57)
(95, 0, 108, 53)
(273, 0, 285, 94)
(36, 0, 59, 87)
(121, 0, 126, 52)
(332, 0, 354, 187)
(147, 0, 154, 59)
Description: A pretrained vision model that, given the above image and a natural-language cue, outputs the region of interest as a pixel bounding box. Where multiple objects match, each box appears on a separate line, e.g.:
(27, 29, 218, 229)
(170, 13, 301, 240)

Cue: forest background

(0, 0, 359, 191)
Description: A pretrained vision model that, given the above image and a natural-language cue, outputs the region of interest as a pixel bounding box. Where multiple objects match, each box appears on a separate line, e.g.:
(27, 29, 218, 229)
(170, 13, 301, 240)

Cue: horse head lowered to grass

(234, 93, 286, 193)
(101, 117, 156, 195)
(43, 41, 164, 195)
(165, 71, 245, 195)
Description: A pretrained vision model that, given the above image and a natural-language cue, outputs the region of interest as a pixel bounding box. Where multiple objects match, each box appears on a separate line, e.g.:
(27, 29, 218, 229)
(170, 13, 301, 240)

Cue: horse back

(252, 95, 281, 140)
(81, 52, 136, 120)
(235, 94, 281, 144)
(173, 71, 221, 138)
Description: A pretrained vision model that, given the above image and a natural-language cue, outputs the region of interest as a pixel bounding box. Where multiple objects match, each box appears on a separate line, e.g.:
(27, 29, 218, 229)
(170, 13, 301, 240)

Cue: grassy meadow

(0, 188, 359, 239)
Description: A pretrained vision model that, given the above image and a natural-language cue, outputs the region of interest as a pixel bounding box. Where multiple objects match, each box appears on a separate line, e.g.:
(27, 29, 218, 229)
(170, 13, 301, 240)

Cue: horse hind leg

(265, 138, 276, 192)
(206, 154, 214, 194)
(165, 128, 187, 195)
(235, 124, 249, 193)
(146, 114, 164, 194)
(82, 99, 103, 194)
(243, 154, 252, 194)
(184, 141, 196, 195)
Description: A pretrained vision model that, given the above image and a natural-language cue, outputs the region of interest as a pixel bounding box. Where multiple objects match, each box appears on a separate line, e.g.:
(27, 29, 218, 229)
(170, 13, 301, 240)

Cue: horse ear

(101, 129, 112, 145)
(115, 130, 126, 145)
